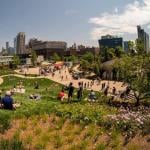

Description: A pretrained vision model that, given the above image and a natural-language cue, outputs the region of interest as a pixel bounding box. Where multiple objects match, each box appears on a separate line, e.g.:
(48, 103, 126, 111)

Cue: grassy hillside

(0, 76, 149, 149)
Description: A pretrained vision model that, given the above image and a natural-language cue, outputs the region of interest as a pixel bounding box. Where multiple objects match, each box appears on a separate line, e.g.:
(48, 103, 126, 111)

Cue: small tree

(31, 50, 37, 66)
(115, 46, 124, 58)
(128, 41, 135, 54)
(136, 38, 144, 55)
(13, 54, 20, 68)
(68, 55, 78, 63)
(52, 53, 61, 62)
(93, 63, 100, 75)
(115, 55, 150, 105)
(82, 52, 94, 63)
(108, 48, 115, 60)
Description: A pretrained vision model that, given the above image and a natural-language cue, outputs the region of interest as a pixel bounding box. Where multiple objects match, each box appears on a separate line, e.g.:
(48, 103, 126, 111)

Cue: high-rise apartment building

(16, 32, 26, 54)
(137, 26, 149, 53)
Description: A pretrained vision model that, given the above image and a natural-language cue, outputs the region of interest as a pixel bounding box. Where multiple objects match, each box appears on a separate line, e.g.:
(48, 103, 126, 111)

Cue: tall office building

(16, 32, 26, 54)
(6, 42, 9, 52)
(28, 38, 67, 59)
(14, 37, 17, 54)
(98, 35, 123, 54)
(124, 41, 129, 52)
(137, 26, 149, 53)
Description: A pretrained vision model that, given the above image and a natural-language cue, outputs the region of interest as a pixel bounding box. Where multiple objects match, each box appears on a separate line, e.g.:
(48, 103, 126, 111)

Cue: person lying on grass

(29, 94, 41, 100)
(1, 91, 20, 110)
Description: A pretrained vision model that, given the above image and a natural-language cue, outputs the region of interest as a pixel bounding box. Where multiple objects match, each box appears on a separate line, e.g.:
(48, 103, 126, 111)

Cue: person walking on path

(87, 82, 90, 89)
(101, 82, 106, 90)
(112, 87, 116, 95)
(84, 83, 87, 89)
(61, 75, 63, 81)
(81, 82, 84, 87)
(90, 81, 93, 88)
(104, 85, 109, 96)
(67, 82, 74, 103)
(77, 82, 83, 101)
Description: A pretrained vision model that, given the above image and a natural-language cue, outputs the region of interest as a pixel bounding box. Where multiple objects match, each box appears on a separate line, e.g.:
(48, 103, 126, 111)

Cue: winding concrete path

(13, 67, 127, 93)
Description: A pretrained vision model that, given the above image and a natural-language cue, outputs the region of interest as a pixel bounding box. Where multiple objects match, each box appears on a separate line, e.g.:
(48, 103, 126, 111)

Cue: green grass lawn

(0, 68, 14, 76)
(0, 76, 149, 149)
(0, 76, 117, 132)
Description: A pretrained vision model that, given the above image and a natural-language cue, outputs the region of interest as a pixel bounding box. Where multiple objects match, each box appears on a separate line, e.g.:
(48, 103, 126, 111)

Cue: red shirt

(58, 92, 65, 98)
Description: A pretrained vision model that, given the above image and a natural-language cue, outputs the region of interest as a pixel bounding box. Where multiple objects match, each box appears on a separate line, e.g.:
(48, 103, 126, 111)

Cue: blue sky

(0, 0, 149, 48)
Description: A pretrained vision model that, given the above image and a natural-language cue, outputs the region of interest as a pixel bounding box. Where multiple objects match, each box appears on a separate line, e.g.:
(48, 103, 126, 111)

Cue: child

(57, 90, 65, 101)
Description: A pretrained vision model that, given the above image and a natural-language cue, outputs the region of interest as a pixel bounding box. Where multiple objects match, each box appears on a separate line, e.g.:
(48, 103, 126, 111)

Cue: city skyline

(0, 0, 150, 49)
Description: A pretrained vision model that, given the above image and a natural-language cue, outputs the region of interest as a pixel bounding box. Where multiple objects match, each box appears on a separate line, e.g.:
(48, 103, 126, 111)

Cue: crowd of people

(57, 81, 99, 103)
(56, 79, 131, 104)
(39, 65, 68, 78)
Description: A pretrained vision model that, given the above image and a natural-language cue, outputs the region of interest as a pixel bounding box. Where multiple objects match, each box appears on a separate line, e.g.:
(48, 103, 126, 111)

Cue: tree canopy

(114, 55, 150, 105)
(101, 46, 124, 62)
(80, 52, 101, 75)
(52, 53, 61, 62)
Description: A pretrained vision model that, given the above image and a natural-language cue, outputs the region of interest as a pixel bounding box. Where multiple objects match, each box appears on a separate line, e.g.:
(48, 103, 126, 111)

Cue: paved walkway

(13, 67, 127, 93)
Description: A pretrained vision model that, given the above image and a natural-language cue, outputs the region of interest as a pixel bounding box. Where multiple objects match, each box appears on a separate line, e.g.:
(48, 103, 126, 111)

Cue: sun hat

(6, 91, 11, 96)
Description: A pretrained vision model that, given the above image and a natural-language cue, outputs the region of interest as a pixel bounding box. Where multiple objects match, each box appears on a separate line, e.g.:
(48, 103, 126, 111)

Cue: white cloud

(114, 7, 119, 13)
(89, 0, 150, 39)
(65, 9, 78, 15)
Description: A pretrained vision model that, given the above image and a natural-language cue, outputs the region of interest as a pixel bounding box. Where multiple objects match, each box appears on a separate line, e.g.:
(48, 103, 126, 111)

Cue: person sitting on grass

(88, 90, 97, 102)
(1, 91, 15, 110)
(57, 89, 65, 101)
